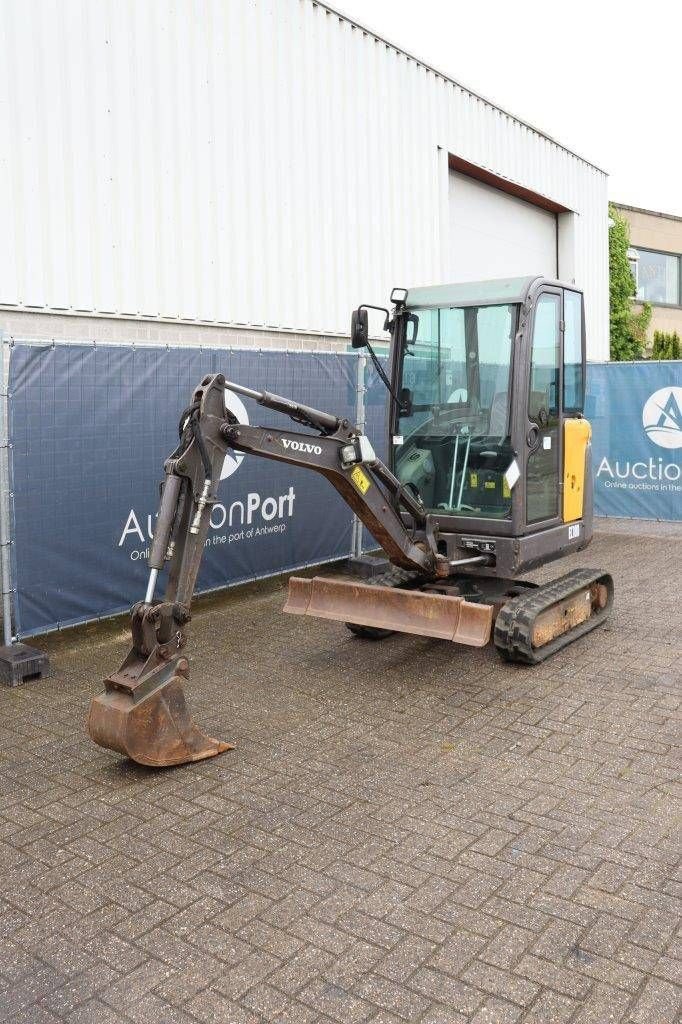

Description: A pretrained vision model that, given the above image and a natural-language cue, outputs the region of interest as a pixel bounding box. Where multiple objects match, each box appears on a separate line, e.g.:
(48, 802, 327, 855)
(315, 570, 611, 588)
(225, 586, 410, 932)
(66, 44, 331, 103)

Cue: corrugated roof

(318, 2, 607, 174)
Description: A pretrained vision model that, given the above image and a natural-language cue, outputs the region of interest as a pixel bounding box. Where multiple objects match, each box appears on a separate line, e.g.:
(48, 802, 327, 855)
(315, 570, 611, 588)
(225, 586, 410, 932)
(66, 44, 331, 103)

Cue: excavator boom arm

(222, 422, 436, 574)
(88, 373, 443, 767)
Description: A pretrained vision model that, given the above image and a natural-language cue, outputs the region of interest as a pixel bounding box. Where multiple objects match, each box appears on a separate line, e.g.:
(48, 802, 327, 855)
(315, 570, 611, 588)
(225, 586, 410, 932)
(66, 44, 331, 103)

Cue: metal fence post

(0, 333, 14, 646)
(0, 333, 49, 684)
(344, 351, 389, 578)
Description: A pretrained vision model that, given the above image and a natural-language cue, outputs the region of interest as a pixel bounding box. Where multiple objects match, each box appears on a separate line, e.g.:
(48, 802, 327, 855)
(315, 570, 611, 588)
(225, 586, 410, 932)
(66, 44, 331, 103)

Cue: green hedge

(652, 330, 681, 360)
(609, 205, 652, 360)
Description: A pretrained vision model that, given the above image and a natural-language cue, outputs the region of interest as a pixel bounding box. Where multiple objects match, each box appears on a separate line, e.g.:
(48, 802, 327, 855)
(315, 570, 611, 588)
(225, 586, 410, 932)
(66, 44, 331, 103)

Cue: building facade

(0, 0, 609, 358)
(615, 203, 682, 343)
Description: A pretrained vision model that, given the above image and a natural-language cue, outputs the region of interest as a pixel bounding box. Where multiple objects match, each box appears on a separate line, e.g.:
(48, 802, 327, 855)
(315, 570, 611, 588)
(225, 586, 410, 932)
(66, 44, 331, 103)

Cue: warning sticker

(350, 465, 371, 495)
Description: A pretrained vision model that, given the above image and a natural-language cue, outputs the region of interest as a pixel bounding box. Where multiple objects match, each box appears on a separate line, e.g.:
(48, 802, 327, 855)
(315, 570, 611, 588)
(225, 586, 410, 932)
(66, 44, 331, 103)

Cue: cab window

(563, 290, 584, 414)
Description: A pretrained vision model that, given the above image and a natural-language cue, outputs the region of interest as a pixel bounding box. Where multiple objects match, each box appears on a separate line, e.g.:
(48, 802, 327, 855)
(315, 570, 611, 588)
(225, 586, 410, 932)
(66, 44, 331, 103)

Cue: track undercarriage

(284, 566, 614, 664)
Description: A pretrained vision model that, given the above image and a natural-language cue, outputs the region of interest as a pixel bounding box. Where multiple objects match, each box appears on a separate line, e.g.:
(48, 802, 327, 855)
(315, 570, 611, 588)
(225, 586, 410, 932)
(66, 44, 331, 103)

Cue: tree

(608, 204, 652, 360)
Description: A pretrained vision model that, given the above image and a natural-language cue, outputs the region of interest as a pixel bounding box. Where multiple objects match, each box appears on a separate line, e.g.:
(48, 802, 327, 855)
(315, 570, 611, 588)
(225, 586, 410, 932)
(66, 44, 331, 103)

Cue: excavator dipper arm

(88, 373, 446, 767)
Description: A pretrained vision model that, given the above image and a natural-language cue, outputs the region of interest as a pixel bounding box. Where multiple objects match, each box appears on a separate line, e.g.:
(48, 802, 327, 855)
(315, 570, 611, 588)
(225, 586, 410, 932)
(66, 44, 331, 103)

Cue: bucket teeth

(284, 576, 493, 646)
(88, 670, 232, 768)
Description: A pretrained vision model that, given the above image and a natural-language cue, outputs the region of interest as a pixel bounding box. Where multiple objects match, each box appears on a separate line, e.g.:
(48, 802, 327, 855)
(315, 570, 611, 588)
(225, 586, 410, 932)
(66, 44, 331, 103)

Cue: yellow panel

(563, 418, 591, 522)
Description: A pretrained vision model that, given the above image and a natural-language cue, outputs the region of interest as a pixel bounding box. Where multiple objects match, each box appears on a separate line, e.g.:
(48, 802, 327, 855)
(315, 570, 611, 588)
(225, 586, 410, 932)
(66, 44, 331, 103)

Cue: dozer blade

(284, 576, 493, 646)
(88, 662, 233, 768)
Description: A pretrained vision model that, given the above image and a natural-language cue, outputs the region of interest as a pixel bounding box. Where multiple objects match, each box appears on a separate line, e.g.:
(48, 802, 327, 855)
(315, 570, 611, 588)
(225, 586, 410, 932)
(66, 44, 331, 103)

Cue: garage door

(449, 171, 558, 281)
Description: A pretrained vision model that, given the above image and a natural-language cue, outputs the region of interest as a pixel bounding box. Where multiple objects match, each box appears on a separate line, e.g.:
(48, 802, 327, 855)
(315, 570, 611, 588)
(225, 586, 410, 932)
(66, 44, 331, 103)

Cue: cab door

(524, 288, 563, 529)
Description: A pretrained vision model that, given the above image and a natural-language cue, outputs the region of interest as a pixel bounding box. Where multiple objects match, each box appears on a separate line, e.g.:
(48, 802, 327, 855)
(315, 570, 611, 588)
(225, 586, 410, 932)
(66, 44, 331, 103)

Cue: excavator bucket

(88, 660, 233, 768)
(284, 576, 493, 646)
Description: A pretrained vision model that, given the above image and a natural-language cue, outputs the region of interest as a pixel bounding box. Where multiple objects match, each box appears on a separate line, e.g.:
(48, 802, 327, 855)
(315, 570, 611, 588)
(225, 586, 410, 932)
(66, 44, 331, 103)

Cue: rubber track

(365, 566, 420, 590)
(345, 566, 421, 639)
(494, 567, 614, 665)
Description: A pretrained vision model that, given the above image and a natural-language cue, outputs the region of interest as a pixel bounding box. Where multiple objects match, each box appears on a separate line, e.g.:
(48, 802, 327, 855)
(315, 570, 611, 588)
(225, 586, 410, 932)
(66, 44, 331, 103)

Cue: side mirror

(405, 313, 419, 345)
(351, 308, 368, 348)
(399, 387, 413, 418)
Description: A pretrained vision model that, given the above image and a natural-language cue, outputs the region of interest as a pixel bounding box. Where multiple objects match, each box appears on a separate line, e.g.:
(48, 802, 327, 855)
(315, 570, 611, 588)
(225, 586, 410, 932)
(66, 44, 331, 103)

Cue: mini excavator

(88, 277, 613, 767)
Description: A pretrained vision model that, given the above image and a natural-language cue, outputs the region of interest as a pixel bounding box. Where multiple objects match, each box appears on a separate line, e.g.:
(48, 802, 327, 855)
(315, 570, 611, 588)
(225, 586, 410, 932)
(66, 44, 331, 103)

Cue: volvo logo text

(281, 439, 323, 455)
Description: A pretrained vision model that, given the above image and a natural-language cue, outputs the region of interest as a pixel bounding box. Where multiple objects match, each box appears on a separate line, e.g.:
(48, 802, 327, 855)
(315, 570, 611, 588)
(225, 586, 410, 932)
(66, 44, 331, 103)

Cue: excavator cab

(385, 278, 591, 572)
(88, 276, 611, 769)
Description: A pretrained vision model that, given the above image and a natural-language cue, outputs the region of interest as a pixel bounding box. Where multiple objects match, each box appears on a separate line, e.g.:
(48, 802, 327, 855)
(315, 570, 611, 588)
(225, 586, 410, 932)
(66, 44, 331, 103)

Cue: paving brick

(384, 906, 451, 944)
(652, 955, 682, 987)
(521, 990, 577, 1023)
(65, 1001, 133, 1024)
(630, 977, 682, 1024)
(480, 925, 535, 970)
(566, 945, 644, 993)
(299, 977, 374, 1023)
(628, 908, 679, 953)
(237, 919, 304, 959)
(470, 996, 522, 1023)
(580, 913, 631, 958)
(121, 993, 201, 1024)
(374, 935, 435, 983)
(450, 875, 502, 910)
(530, 919, 584, 963)
(353, 972, 430, 1021)
(570, 982, 632, 1024)
(340, 910, 404, 949)
(428, 929, 487, 975)
(212, 950, 282, 1000)
(269, 945, 332, 995)
(271, 1002, 319, 1024)
(41, 965, 121, 1016)
(0, 525, 679, 1024)
(419, 1008, 468, 1024)
(10, 1005, 64, 1024)
(408, 968, 482, 1015)
(185, 989, 262, 1023)
(513, 954, 593, 999)
(461, 960, 539, 1007)
(323, 940, 386, 986)
(288, 916, 354, 955)
(588, 861, 632, 893)
(241, 981, 292, 1018)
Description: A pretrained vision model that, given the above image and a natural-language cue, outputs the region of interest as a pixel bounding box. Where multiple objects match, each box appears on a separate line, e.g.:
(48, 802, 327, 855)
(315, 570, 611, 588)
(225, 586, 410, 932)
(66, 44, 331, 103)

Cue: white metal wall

(0, 0, 609, 358)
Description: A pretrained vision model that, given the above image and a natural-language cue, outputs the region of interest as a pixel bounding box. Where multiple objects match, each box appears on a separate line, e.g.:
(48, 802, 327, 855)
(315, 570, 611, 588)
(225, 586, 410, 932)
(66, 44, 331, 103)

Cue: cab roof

(404, 276, 547, 309)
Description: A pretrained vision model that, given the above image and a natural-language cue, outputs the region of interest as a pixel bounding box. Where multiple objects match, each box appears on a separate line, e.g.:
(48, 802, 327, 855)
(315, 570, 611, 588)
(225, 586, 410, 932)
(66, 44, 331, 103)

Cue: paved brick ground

(0, 524, 680, 1024)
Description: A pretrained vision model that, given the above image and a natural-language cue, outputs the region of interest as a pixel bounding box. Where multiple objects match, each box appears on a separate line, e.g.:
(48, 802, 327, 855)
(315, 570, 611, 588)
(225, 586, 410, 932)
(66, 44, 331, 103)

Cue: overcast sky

(333, 0, 681, 217)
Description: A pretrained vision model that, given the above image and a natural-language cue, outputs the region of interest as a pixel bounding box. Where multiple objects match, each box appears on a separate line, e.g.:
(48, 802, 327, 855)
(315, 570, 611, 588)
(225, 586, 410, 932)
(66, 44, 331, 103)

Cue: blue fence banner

(7, 344, 680, 638)
(586, 361, 682, 521)
(8, 342, 363, 638)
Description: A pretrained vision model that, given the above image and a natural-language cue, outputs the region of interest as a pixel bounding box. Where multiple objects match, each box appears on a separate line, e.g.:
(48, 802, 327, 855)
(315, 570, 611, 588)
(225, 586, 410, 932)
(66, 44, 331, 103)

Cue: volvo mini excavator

(88, 276, 613, 767)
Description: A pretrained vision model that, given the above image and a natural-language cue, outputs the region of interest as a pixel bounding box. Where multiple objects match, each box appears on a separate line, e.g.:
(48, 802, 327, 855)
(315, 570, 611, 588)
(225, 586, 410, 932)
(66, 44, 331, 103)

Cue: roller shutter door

(449, 170, 558, 280)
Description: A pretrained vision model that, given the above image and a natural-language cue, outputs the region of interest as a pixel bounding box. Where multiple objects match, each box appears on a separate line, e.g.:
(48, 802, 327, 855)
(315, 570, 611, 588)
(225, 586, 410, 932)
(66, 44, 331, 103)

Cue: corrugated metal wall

(0, 0, 609, 357)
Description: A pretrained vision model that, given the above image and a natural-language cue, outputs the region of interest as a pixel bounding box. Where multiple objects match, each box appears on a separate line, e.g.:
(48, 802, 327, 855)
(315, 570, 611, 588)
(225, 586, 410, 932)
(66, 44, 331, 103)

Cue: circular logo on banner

(220, 391, 249, 479)
(642, 386, 682, 450)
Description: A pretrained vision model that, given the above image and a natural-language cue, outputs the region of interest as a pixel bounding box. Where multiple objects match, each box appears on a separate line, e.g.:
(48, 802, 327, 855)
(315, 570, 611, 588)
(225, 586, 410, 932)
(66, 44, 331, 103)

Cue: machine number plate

(350, 466, 371, 494)
(568, 523, 580, 540)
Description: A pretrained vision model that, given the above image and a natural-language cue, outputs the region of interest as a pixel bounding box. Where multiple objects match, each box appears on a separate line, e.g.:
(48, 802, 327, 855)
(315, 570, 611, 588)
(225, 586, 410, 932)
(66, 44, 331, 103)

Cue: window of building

(632, 247, 680, 305)
(627, 249, 639, 293)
